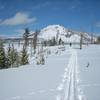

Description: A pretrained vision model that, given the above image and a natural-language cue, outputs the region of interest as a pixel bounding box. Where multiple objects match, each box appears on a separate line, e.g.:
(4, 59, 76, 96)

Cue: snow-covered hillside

(38, 25, 93, 43)
(1, 25, 96, 44)
(39, 25, 68, 39)
(0, 44, 100, 100)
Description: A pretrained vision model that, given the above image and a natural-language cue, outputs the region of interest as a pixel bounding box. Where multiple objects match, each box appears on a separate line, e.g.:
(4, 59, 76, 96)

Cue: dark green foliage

(33, 30, 40, 54)
(0, 42, 8, 69)
(7, 44, 19, 67)
(49, 37, 56, 46)
(6, 44, 12, 67)
(43, 37, 57, 46)
(23, 28, 30, 48)
(52, 37, 56, 45)
(0, 42, 29, 69)
(80, 33, 83, 49)
(59, 38, 63, 45)
(20, 46, 29, 65)
(43, 41, 47, 46)
(97, 36, 100, 43)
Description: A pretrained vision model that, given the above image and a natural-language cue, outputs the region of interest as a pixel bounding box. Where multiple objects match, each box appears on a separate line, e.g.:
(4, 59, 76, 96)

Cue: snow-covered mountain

(38, 25, 92, 43)
(1, 25, 96, 43)
(39, 25, 68, 39)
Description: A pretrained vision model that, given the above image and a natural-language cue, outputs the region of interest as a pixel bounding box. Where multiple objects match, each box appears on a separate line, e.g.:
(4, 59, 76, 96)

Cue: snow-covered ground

(77, 45, 100, 100)
(0, 44, 100, 100)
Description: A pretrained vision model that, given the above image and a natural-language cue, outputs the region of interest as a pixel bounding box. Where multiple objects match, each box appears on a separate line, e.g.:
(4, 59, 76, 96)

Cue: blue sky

(0, 0, 100, 37)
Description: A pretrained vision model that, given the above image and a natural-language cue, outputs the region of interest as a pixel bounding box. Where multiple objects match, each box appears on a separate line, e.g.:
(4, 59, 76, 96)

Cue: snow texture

(0, 44, 100, 100)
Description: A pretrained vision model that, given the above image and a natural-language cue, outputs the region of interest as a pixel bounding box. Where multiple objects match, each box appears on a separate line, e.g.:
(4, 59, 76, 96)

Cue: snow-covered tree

(14, 50, 19, 67)
(0, 41, 7, 69)
(7, 44, 19, 67)
(56, 30, 59, 45)
(6, 44, 12, 67)
(36, 54, 45, 65)
(20, 46, 29, 65)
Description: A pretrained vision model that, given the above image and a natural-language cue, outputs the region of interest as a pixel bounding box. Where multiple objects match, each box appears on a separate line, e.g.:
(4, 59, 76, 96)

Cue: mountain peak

(39, 24, 68, 40)
(38, 24, 95, 43)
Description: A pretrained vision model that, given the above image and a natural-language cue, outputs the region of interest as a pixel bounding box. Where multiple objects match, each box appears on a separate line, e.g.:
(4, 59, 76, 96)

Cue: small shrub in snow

(35, 54, 45, 65)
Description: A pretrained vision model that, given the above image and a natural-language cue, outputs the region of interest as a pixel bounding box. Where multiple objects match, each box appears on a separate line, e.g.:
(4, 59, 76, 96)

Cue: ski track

(64, 49, 76, 100)
(4, 47, 85, 100)
(56, 48, 84, 100)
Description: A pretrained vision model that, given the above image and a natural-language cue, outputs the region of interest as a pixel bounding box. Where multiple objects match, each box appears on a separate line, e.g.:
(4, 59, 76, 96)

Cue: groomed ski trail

(57, 48, 79, 100)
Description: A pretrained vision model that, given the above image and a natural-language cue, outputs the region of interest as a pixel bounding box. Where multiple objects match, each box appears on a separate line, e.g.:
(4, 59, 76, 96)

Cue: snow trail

(64, 49, 77, 100)
(57, 48, 80, 100)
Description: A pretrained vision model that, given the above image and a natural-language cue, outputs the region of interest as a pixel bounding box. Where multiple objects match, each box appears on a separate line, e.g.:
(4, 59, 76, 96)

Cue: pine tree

(80, 33, 83, 49)
(7, 44, 19, 67)
(33, 30, 39, 54)
(97, 36, 100, 43)
(23, 28, 30, 48)
(0, 41, 7, 69)
(14, 50, 19, 67)
(20, 46, 29, 65)
(59, 38, 62, 45)
(6, 44, 12, 67)
(52, 37, 56, 46)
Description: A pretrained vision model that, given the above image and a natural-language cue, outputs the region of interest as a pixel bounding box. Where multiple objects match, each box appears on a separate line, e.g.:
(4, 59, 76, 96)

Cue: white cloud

(0, 12, 37, 26)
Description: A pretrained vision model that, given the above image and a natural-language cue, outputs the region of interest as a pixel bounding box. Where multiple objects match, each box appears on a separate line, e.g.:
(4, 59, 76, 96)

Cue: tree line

(0, 28, 43, 69)
(0, 41, 29, 69)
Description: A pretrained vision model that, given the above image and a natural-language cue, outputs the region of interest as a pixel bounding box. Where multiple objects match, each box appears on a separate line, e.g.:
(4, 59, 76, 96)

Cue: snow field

(0, 45, 71, 100)
(0, 44, 100, 100)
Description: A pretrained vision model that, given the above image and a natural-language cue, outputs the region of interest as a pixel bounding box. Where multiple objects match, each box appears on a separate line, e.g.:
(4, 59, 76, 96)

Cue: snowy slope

(39, 25, 69, 40)
(0, 45, 71, 100)
(38, 25, 92, 43)
(66, 34, 81, 43)
(0, 44, 100, 100)
(77, 45, 100, 100)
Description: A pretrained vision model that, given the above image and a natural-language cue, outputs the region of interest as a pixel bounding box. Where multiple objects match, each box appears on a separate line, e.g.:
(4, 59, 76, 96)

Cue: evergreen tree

(6, 44, 12, 67)
(52, 37, 56, 46)
(14, 50, 19, 67)
(97, 36, 100, 43)
(10, 44, 16, 67)
(80, 33, 83, 49)
(59, 38, 62, 45)
(33, 30, 39, 54)
(7, 44, 19, 67)
(20, 46, 29, 65)
(23, 28, 30, 48)
(0, 41, 7, 69)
